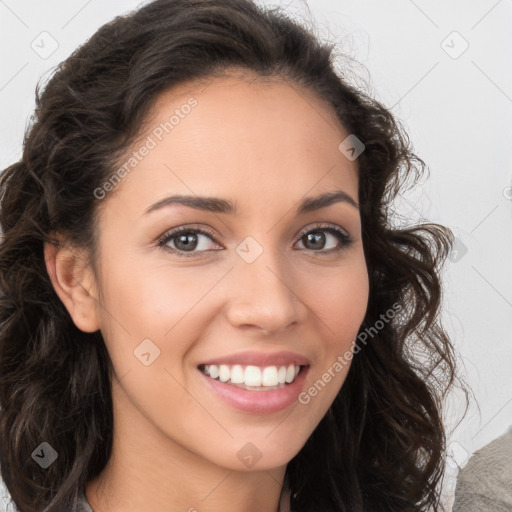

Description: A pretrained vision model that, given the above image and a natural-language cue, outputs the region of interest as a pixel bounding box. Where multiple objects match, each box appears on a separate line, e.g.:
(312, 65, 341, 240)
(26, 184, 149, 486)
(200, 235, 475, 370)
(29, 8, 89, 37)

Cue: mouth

(197, 352, 311, 413)
(197, 363, 307, 391)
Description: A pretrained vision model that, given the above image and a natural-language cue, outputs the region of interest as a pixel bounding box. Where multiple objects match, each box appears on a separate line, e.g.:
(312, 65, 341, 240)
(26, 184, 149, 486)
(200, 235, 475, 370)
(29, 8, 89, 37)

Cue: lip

(198, 364, 310, 414)
(198, 350, 310, 368)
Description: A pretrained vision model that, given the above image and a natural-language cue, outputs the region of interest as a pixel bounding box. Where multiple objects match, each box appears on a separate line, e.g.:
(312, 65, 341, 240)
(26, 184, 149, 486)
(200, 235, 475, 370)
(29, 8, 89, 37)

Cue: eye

(156, 226, 221, 257)
(295, 224, 353, 253)
(156, 223, 353, 258)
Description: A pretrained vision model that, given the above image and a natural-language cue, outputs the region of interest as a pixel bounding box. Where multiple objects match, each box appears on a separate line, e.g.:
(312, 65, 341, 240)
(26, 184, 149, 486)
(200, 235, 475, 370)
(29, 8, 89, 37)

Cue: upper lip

(198, 350, 310, 367)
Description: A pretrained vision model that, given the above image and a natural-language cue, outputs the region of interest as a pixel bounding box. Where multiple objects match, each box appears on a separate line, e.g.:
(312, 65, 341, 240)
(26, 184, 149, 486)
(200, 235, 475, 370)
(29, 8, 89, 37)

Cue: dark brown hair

(0, 0, 459, 510)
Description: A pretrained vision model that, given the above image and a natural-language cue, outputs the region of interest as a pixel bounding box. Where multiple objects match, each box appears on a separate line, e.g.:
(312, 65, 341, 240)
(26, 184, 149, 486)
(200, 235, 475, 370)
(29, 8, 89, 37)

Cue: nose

(223, 241, 306, 335)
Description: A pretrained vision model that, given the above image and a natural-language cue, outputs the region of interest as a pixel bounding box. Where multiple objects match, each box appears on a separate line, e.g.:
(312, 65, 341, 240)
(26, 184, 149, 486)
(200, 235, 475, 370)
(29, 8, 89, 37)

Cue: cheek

(299, 256, 369, 348)
(95, 260, 215, 428)
(101, 255, 221, 338)
(293, 254, 369, 411)
(294, 261, 368, 431)
(97, 257, 228, 395)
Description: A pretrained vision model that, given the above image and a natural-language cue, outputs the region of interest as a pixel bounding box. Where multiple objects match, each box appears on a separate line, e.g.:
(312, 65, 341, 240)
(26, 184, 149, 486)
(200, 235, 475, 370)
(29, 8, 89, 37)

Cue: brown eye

(157, 227, 221, 256)
(295, 225, 353, 253)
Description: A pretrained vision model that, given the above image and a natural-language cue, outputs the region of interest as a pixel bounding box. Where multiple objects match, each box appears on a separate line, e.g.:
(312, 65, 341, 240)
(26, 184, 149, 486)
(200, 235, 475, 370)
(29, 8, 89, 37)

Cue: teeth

(230, 364, 244, 384)
(285, 365, 295, 383)
(209, 365, 219, 379)
(219, 364, 230, 383)
(262, 366, 278, 386)
(201, 363, 302, 387)
(244, 366, 261, 386)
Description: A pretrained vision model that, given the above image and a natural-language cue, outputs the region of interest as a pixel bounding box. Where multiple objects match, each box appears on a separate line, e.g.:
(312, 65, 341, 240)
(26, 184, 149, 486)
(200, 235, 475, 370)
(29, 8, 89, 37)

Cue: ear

(44, 234, 101, 333)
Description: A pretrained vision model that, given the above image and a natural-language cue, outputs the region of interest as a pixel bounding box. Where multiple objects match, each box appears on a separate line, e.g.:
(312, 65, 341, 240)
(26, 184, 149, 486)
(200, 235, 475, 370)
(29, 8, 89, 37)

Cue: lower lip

(198, 366, 310, 414)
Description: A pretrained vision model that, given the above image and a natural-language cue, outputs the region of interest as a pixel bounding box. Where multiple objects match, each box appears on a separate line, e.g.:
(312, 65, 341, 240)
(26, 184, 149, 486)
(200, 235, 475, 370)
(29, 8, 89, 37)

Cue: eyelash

(156, 223, 353, 258)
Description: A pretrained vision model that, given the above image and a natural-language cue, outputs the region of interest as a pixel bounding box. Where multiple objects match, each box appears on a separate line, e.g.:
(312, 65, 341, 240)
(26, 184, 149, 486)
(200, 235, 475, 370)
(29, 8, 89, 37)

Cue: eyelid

(156, 224, 220, 248)
(295, 222, 350, 240)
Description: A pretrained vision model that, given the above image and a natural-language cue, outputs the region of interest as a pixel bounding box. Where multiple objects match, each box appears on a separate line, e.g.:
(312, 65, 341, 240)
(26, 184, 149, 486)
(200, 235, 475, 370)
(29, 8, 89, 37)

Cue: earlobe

(44, 236, 101, 333)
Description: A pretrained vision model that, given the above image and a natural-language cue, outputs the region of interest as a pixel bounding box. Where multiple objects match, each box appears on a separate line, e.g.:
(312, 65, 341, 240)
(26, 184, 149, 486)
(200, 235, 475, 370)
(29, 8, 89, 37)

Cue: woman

(0, 0, 458, 510)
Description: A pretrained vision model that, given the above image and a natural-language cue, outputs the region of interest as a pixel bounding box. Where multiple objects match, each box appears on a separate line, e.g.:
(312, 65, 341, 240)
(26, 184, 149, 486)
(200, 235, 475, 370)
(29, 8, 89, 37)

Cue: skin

(45, 71, 369, 512)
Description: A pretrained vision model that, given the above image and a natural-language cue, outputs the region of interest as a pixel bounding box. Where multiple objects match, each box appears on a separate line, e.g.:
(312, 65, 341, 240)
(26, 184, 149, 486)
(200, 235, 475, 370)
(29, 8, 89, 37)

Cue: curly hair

(0, 0, 459, 510)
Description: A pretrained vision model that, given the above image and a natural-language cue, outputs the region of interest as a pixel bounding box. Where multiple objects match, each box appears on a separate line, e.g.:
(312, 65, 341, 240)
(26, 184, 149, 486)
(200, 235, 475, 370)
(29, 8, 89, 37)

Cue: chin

(206, 432, 309, 472)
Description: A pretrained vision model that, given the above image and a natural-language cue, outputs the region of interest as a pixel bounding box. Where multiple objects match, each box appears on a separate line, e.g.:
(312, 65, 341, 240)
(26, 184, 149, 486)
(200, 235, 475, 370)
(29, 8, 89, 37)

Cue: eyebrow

(143, 190, 359, 216)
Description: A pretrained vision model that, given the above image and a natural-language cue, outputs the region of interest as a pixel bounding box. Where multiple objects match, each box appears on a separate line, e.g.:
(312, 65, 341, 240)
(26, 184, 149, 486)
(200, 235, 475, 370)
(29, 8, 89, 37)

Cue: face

(88, 73, 369, 472)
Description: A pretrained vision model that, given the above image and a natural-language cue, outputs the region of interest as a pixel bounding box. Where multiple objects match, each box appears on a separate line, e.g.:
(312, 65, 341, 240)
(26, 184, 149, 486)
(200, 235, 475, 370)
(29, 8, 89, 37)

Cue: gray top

(452, 428, 512, 512)
(75, 481, 293, 511)
(76, 489, 94, 512)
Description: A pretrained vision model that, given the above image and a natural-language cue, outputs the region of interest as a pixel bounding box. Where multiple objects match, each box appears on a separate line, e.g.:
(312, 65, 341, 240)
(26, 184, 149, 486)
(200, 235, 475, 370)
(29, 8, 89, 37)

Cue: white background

(1, 1, 511, 510)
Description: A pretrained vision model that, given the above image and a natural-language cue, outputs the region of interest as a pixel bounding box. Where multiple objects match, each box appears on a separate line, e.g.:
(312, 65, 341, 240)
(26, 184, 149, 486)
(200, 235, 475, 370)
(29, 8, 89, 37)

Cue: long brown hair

(0, 1, 460, 510)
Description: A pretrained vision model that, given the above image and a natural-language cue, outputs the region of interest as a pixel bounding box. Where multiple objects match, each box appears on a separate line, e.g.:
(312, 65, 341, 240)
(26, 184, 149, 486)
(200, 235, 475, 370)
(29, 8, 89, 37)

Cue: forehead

(146, 70, 348, 143)
(101, 72, 358, 216)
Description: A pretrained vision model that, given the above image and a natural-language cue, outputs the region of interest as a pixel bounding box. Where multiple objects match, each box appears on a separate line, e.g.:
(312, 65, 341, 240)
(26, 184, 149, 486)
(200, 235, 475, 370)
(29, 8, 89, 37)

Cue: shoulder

(0, 473, 16, 512)
(1, 471, 94, 512)
(76, 488, 94, 512)
(452, 429, 512, 512)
